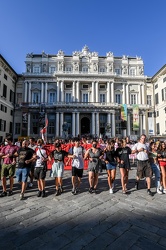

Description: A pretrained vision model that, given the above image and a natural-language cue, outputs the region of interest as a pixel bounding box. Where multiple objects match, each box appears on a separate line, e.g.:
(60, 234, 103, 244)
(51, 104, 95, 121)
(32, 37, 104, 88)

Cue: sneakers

(157, 188, 163, 195)
(37, 190, 42, 197)
(122, 190, 126, 194)
(163, 189, 166, 194)
(0, 191, 7, 197)
(8, 190, 13, 196)
(147, 189, 153, 196)
(109, 188, 113, 194)
(28, 182, 33, 188)
(20, 193, 24, 200)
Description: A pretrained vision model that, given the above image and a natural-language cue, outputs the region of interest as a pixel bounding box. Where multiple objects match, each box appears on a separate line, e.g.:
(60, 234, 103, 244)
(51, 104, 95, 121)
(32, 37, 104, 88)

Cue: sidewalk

(0, 166, 166, 250)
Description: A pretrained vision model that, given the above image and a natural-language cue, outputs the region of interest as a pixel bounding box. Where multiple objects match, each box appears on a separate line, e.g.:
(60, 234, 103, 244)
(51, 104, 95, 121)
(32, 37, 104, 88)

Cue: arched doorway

(81, 117, 90, 135)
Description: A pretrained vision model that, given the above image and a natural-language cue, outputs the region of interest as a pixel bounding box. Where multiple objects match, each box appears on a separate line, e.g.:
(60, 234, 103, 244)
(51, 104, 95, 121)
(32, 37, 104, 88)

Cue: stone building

(14, 46, 154, 141)
(0, 54, 17, 142)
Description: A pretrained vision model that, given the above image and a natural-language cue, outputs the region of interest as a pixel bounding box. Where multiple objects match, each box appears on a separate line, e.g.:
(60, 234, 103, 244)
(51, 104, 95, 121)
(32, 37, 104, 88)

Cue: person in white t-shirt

(132, 134, 153, 196)
(69, 138, 85, 195)
(34, 139, 48, 198)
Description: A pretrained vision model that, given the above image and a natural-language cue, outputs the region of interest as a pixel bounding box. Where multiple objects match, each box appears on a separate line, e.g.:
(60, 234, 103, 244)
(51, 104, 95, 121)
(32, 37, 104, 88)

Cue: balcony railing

(15, 102, 150, 110)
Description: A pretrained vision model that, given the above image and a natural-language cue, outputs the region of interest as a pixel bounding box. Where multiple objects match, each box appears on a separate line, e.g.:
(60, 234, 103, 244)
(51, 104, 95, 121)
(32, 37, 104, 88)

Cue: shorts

(34, 166, 46, 180)
(137, 160, 152, 179)
(51, 162, 64, 178)
(30, 162, 36, 173)
(16, 168, 30, 183)
(72, 167, 83, 178)
(1, 163, 16, 178)
(106, 162, 116, 170)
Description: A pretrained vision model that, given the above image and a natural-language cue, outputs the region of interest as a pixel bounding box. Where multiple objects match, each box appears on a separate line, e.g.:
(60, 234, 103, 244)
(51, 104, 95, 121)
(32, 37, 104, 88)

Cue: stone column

(139, 112, 143, 135)
(141, 84, 145, 104)
(127, 111, 131, 136)
(123, 83, 126, 104)
(92, 112, 95, 135)
(28, 82, 31, 102)
(57, 81, 60, 102)
(76, 81, 79, 102)
(111, 111, 116, 137)
(56, 112, 59, 136)
(72, 112, 76, 137)
(24, 81, 28, 102)
(96, 112, 99, 137)
(28, 113, 31, 136)
(91, 81, 95, 102)
(72, 81, 76, 102)
(107, 81, 110, 103)
(126, 84, 129, 105)
(41, 82, 44, 102)
(61, 81, 64, 102)
(76, 112, 80, 136)
(45, 82, 48, 103)
(96, 81, 99, 102)
(138, 84, 141, 104)
(60, 112, 64, 137)
(142, 111, 146, 134)
(111, 82, 114, 103)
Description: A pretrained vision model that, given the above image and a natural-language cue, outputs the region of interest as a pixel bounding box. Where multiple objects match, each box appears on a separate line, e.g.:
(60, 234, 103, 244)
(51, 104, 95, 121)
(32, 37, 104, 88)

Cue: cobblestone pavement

(0, 165, 166, 250)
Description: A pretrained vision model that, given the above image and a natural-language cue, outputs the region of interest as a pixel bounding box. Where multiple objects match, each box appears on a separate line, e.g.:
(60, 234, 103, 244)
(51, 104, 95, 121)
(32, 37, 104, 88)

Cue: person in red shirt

(0, 136, 18, 197)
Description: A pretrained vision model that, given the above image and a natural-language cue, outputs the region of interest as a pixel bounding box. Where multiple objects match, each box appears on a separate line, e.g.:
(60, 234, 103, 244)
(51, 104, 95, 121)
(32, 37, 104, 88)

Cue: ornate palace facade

(14, 46, 154, 141)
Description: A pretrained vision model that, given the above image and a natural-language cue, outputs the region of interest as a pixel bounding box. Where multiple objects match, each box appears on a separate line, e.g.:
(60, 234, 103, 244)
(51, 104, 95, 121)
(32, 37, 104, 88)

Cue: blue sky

(0, 0, 165, 76)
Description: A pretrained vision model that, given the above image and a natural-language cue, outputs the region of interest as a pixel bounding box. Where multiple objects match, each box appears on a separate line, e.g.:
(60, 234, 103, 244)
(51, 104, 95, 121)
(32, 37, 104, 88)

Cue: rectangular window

(83, 93, 88, 103)
(66, 93, 72, 103)
(99, 68, 105, 72)
(82, 67, 88, 72)
(49, 93, 56, 103)
(100, 94, 106, 103)
(115, 69, 120, 75)
(65, 84, 72, 89)
(4, 74, 7, 80)
(10, 90, 15, 103)
(32, 122, 38, 134)
(15, 123, 21, 134)
(161, 88, 166, 101)
(147, 95, 152, 106)
(155, 84, 158, 89)
(155, 93, 159, 104)
(82, 84, 89, 89)
(163, 77, 166, 83)
(3, 84, 7, 98)
(33, 92, 40, 103)
(115, 94, 121, 104)
(48, 121, 55, 134)
(0, 120, 6, 132)
(50, 67, 55, 73)
(1, 104, 7, 113)
(33, 67, 40, 73)
(156, 123, 160, 134)
(66, 67, 72, 72)
(130, 94, 136, 104)
(10, 110, 13, 116)
(130, 68, 136, 76)
(99, 84, 106, 89)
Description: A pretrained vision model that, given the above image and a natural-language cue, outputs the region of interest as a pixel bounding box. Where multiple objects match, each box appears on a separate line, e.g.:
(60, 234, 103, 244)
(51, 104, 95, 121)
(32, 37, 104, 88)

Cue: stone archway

(81, 117, 90, 135)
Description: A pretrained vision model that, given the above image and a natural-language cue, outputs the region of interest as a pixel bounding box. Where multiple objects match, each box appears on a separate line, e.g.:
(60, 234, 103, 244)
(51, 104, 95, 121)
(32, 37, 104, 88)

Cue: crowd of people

(0, 134, 166, 200)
